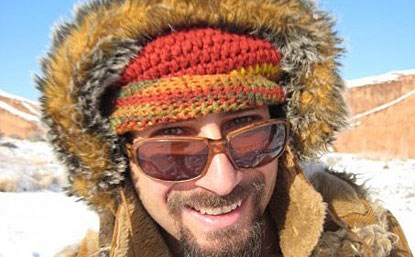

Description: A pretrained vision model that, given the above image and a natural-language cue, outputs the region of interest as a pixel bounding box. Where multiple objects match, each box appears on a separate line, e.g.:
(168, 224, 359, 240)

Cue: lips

(192, 200, 243, 216)
(181, 198, 250, 232)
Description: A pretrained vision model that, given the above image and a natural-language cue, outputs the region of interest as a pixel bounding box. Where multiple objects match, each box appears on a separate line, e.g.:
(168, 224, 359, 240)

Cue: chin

(181, 220, 264, 257)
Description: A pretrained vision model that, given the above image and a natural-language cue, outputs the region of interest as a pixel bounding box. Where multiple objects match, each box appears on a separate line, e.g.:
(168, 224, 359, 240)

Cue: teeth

(193, 200, 242, 216)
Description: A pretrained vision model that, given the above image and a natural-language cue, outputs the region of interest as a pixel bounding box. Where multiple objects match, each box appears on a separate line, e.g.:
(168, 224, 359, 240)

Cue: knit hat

(109, 28, 286, 134)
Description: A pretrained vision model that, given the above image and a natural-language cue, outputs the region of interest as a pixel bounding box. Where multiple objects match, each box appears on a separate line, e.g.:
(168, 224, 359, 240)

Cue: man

(38, 0, 412, 256)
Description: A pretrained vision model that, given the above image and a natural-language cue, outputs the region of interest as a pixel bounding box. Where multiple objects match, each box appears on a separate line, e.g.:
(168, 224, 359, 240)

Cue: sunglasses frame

(127, 118, 289, 183)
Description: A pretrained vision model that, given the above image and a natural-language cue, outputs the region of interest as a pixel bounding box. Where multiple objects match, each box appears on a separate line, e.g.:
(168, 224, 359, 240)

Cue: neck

(162, 229, 183, 257)
(262, 211, 281, 256)
(162, 211, 280, 257)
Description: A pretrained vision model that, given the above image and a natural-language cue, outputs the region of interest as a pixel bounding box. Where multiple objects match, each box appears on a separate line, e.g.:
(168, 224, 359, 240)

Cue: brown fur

(304, 165, 412, 257)
(312, 224, 397, 257)
(76, 230, 100, 257)
(269, 148, 326, 257)
(312, 205, 402, 257)
(109, 181, 172, 257)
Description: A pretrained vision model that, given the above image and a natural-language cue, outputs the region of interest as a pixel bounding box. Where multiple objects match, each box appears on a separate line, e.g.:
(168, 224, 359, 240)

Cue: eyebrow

(188, 107, 258, 124)
(220, 107, 257, 117)
(134, 107, 261, 137)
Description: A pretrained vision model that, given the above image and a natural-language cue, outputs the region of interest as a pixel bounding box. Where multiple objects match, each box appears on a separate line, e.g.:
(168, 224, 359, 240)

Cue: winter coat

(36, 0, 412, 256)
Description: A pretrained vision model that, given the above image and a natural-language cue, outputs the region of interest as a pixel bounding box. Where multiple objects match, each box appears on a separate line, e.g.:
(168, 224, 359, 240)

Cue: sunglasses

(128, 119, 288, 182)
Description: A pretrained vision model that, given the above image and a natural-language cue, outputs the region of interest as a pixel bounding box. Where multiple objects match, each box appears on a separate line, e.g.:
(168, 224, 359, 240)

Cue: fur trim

(269, 149, 326, 257)
(305, 166, 368, 212)
(302, 162, 407, 257)
(110, 181, 172, 257)
(37, 0, 346, 207)
(312, 220, 398, 257)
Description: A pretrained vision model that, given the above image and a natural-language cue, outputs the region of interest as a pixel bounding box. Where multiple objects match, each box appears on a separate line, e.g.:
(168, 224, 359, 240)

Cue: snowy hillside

(0, 137, 97, 257)
(0, 89, 39, 107)
(0, 137, 65, 192)
(0, 89, 40, 122)
(346, 69, 415, 88)
(0, 89, 44, 140)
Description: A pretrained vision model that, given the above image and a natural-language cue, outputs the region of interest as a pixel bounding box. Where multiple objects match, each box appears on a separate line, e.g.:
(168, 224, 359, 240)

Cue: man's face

(129, 106, 278, 256)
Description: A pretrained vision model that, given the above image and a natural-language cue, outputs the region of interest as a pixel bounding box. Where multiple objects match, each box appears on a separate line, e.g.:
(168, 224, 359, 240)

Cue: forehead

(131, 106, 269, 136)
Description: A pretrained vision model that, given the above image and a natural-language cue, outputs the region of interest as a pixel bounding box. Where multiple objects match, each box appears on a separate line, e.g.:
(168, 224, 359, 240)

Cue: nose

(195, 153, 243, 196)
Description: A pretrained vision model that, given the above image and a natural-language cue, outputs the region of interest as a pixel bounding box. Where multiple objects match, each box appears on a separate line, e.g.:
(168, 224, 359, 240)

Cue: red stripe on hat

(119, 28, 282, 84)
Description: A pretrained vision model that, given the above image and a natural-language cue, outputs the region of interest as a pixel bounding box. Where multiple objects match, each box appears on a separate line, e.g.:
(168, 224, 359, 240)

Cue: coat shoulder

(302, 162, 413, 257)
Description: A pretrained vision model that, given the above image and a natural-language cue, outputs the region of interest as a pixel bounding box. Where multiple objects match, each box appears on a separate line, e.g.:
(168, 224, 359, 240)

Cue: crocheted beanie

(109, 28, 286, 134)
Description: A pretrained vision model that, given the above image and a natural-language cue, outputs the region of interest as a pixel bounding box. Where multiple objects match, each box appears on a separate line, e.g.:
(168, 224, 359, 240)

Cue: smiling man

(38, 0, 411, 257)
(127, 106, 283, 257)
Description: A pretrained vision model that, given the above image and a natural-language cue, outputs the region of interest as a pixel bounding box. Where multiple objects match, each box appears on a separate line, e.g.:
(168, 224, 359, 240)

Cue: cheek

(130, 163, 180, 237)
(257, 160, 278, 212)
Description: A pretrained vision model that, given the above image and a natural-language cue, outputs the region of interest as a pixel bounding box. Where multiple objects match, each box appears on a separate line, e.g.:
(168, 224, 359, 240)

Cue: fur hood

(37, 0, 347, 208)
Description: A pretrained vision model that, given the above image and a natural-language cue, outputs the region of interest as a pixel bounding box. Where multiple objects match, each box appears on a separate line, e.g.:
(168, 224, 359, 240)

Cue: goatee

(182, 220, 264, 257)
(167, 174, 266, 257)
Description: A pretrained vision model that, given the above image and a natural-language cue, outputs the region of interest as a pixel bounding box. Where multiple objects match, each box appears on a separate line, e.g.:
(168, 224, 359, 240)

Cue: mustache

(167, 175, 265, 211)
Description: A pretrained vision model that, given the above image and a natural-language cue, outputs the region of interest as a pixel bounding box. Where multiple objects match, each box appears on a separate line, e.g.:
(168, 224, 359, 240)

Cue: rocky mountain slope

(0, 89, 44, 140)
(335, 70, 415, 159)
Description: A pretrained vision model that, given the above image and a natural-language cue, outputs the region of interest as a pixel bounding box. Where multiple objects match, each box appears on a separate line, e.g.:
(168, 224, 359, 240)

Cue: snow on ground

(0, 137, 66, 192)
(0, 101, 39, 122)
(0, 137, 413, 255)
(0, 192, 99, 257)
(0, 89, 40, 123)
(0, 137, 95, 257)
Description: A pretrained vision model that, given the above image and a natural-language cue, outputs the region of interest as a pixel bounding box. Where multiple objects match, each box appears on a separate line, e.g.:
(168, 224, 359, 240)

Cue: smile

(192, 200, 243, 216)
(182, 198, 251, 231)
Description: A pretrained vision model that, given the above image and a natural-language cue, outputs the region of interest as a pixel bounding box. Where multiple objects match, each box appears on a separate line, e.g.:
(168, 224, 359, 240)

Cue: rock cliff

(0, 90, 44, 140)
(335, 70, 415, 159)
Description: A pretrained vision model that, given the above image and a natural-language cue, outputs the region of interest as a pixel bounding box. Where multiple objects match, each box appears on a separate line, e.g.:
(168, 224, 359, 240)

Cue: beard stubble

(167, 173, 267, 257)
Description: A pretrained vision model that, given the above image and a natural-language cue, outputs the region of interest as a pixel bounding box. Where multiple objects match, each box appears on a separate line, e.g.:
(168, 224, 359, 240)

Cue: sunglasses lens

(229, 123, 286, 168)
(136, 140, 208, 181)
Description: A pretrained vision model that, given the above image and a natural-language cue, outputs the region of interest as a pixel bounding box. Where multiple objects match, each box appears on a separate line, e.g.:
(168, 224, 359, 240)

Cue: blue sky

(0, 0, 414, 102)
